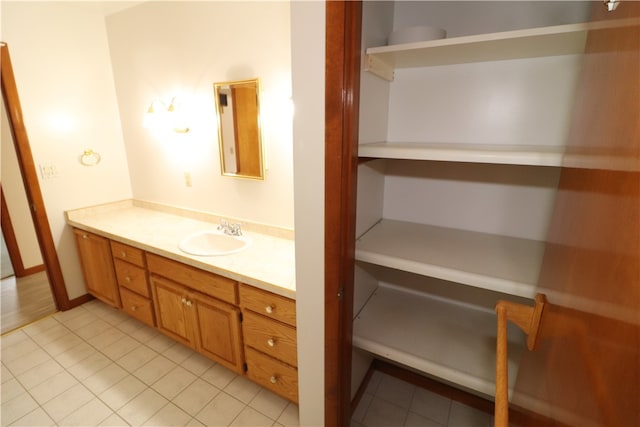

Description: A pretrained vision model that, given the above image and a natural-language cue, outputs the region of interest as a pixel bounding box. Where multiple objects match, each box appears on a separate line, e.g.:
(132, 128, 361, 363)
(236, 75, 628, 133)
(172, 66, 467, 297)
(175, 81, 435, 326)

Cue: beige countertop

(65, 200, 296, 299)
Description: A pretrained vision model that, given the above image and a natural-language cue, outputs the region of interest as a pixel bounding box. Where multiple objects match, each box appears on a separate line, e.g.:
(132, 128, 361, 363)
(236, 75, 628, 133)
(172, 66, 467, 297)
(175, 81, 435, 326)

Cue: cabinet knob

(121, 251, 127, 257)
(131, 305, 137, 312)
(82, 233, 88, 239)
(125, 276, 131, 283)
(267, 338, 276, 347)
(186, 300, 192, 307)
(181, 297, 187, 304)
(265, 305, 274, 314)
(269, 375, 278, 384)
(604, 0, 620, 12)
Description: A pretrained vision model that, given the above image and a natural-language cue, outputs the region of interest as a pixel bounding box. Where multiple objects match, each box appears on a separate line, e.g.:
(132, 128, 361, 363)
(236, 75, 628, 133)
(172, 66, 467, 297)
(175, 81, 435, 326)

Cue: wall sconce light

(144, 97, 190, 133)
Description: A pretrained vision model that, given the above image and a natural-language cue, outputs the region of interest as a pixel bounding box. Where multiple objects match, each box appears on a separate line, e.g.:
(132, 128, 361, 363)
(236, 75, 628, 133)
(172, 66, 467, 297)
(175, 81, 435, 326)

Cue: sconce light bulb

(144, 97, 189, 133)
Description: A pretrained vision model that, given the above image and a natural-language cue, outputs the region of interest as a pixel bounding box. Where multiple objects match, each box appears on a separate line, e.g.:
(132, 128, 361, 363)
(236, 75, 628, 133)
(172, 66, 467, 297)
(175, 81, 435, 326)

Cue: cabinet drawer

(120, 287, 155, 327)
(245, 347, 298, 403)
(114, 259, 149, 297)
(239, 284, 296, 327)
(147, 253, 238, 305)
(242, 311, 297, 367)
(111, 241, 145, 268)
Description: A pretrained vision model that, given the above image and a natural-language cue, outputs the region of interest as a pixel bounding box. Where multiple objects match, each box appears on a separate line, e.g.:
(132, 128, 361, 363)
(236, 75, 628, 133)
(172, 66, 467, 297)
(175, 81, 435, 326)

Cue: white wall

(3, 3, 321, 424)
(392, 1, 591, 38)
(105, 1, 294, 230)
(1, 1, 134, 299)
(291, 1, 325, 425)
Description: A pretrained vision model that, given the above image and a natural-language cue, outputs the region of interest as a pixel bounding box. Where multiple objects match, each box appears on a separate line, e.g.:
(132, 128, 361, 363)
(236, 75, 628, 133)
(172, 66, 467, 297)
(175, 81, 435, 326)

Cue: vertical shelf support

(494, 293, 547, 427)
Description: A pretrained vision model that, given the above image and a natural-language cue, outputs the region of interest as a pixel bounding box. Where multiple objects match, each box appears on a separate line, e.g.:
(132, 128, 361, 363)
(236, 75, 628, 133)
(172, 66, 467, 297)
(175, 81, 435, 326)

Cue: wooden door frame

(0, 185, 45, 277)
(1, 42, 71, 310)
(325, 2, 362, 425)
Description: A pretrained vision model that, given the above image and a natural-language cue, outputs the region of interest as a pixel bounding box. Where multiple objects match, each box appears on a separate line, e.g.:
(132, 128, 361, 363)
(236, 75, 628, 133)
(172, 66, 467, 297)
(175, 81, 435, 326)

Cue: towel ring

(80, 149, 101, 166)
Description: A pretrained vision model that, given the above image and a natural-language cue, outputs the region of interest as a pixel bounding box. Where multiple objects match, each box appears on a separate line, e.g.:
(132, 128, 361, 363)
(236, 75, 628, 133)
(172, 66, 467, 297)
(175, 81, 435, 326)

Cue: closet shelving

(365, 21, 593, 80)
(352, 283, 525, 398)
(352, 17, 588, 399)
(357, 142, 565, 167)
(356, 219, 542, 299)
(353, 220, 537, 395)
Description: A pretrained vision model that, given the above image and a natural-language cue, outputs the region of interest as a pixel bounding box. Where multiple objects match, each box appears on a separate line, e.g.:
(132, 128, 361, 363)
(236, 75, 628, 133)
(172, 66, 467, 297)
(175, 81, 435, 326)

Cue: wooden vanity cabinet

(239, 284, 298, 403)
(148, 254, 244, 374)
(72, 228, 297, 399)
(111, 241, 155, 327)
(150, 276, 196, 346)
(73, 229, 121, 308)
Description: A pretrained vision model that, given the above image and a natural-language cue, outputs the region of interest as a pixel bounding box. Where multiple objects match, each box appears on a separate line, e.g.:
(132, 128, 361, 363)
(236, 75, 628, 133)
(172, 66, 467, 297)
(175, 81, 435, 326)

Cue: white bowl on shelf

(388, 25, 446, 45)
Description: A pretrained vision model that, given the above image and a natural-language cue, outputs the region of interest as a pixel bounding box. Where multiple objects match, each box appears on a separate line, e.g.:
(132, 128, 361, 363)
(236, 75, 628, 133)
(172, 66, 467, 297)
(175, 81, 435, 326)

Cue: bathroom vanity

(66, 199, 298, 402)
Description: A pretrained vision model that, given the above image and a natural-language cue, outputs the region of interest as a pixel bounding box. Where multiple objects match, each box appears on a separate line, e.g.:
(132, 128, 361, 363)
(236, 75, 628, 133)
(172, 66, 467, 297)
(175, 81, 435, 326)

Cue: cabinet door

(73, 229, 120, 308)
(191, 292, 244, 374)
(512, 3, 640, 426)
(150, 275, 194, 347)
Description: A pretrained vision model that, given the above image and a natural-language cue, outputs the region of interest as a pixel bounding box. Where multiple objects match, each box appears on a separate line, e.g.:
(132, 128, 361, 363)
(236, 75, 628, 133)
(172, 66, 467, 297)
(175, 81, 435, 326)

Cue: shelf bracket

(365, 54, 394, 81)
(494, 293, 547, 427)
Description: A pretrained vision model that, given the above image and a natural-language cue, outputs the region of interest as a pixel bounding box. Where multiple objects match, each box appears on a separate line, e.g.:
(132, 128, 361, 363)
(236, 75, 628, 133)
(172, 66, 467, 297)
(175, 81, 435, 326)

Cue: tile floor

(1, 298, 493, 427)
(351, 371, 494, 427)
(1, 299, 299, 427)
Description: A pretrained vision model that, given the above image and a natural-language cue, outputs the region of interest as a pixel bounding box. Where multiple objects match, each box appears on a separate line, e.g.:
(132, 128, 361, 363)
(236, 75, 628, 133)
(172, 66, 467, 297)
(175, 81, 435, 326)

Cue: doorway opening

(0, 185, 56, 333)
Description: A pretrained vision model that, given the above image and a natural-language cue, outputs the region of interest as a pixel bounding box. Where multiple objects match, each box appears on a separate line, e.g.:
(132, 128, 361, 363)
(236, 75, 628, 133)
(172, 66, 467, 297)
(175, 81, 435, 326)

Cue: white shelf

(353, 284, 525, 398)
(356, 220, 543, 298)
(365, 22, 591, 80)
(358, 142, 564, 167)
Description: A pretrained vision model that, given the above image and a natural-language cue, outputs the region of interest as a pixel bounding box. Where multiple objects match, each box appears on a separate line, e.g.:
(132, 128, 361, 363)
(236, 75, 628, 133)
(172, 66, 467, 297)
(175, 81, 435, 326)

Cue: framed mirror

(214, 78, 264, 179)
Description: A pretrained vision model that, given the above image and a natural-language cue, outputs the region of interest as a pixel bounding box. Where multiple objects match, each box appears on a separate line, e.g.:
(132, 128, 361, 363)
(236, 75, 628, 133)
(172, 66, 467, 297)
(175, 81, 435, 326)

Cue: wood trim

(1, 185, 25, 276)
(1, 186, 46, 278)
(20, 264, 46, 277)
(350, 361, 376, 414)
(1, 43, 70, 310)
(68, 293, 94, 309)
(325, 2, 362, 425)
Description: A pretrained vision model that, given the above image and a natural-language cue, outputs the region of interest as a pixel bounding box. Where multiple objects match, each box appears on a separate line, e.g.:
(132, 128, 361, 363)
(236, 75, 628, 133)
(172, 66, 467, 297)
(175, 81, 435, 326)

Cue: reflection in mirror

(214, 79, 264, 179)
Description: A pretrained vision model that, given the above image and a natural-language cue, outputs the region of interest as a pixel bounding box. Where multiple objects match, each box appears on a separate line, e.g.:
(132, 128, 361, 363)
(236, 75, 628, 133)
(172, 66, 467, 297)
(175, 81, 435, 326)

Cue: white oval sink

(178, 230, 251, 256)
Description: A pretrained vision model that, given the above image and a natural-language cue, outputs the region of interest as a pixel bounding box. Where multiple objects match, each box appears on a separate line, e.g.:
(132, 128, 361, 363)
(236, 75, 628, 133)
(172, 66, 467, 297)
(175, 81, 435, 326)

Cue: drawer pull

(270, 375, 278, 384)
(265, 305, 274, 314)
(131, 305, 137, 311)
(267, 338, 276, 347)
(121, 251, 127, 257)
(125, 276, 132, 283)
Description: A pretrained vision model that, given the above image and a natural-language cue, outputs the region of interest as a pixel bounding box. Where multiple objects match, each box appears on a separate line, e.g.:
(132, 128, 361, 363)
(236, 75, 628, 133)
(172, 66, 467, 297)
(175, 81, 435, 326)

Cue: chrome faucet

(218, 220, 242, 236)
